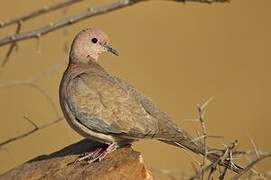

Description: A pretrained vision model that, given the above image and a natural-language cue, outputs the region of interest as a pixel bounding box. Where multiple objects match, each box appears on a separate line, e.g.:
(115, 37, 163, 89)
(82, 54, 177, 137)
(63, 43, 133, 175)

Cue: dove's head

(69, 28, 118, 64)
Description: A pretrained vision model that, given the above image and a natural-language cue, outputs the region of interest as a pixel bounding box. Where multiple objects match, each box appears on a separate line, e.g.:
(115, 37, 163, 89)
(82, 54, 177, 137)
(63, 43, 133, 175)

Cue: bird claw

(88, 143, 118, 163)
(73, 143, 118, 164)
(76, 148, 103, 163)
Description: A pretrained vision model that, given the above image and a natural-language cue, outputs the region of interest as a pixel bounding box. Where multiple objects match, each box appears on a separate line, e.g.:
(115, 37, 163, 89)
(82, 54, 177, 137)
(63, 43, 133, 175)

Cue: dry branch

(0, 0, 228, 47)
(0, 0, 86, 28)
(189, 140, 238, 180)
(232, 153, 271, 180)
(197, 97, 213, 179)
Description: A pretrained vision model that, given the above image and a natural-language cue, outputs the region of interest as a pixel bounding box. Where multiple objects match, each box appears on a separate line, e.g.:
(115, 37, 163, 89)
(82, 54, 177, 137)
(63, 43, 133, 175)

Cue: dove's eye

(91, 38, 98, 44)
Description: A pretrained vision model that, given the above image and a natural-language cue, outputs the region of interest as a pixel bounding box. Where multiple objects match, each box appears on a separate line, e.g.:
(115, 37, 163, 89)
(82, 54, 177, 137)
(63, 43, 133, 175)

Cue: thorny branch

(232, 153, 271, 180)
(189, 140, 239, 180)
(185, 98, 271, 180)
(0, 0, 86, 28)
(0, 0, 228, 47)
(196, 97, 213, 179)
(1, 0, 87, 66)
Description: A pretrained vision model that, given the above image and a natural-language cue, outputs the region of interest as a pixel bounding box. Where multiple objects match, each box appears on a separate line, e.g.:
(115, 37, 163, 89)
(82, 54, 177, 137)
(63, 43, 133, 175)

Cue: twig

(0, 117, 64, 146)
(186, 99, 271, 179)
(189, 140, 238, 180)
(1, 21, 22, 67)
(218, 166, 228, 180)
(0, 0, 229, 47)
(242, 146, 270, 180)
(197, 97, 213, 179)
(249, 137, 260, 159)
(190, 147, 227, 180)
(207, 165, 216, 180)
(0, 0, 86, 28)
(0, 0, 141, 47)
(232, 153, 271, 180)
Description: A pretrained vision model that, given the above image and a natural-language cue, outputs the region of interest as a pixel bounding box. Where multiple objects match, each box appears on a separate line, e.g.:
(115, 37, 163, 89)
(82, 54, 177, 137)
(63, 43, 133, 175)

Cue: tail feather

(160, 135, 243, 174)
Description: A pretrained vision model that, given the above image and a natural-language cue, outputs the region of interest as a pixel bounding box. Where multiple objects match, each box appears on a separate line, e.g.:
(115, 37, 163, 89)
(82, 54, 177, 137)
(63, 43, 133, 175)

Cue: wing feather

(66, 73, 159, 138)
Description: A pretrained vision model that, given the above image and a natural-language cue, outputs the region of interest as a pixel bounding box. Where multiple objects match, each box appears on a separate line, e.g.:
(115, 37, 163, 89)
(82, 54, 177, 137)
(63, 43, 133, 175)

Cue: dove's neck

(69, 48, 98, 64)
(68, 57, 106, 75)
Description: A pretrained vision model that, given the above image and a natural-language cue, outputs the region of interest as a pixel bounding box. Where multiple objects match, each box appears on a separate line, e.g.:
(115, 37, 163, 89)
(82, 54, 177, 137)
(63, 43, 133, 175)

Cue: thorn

(88, 7, 94, 12)
(43, 5, 49, 10)
(36, 36, 41, 54)
(249, 137, 260, 159)
(69, 18, 74, 24)
(200, 96, 214, 111)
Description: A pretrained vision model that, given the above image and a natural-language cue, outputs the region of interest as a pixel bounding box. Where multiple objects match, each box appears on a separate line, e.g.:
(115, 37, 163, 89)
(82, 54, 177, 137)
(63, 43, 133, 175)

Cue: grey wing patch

(140, 96, 162, 119)
(140, 96, 182, 140)
(66, 97, 122, 134)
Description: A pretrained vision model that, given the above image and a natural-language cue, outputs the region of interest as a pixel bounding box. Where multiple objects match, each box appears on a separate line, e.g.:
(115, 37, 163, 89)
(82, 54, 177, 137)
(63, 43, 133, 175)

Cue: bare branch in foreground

(232, 153, 271, 180)
(184, 97, 214, 179)
(196, 97, 213, 179)
(0, 0, 229, 47)
(0, 0, 86, 28)
(189, 140, 238, 180)
(186, 98, 269, 179)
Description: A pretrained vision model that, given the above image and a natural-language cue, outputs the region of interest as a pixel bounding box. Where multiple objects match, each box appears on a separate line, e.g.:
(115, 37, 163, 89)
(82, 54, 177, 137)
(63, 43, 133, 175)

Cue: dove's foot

(75, 143, 118, 164)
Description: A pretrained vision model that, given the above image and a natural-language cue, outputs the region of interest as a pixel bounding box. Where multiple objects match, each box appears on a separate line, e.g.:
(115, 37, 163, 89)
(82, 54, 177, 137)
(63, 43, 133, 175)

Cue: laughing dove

(59, 28, 242, 173)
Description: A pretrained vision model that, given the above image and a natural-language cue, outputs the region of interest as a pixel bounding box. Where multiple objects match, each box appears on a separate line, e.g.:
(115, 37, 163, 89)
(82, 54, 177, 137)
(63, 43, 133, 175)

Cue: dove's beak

(102, 43, 119, 56)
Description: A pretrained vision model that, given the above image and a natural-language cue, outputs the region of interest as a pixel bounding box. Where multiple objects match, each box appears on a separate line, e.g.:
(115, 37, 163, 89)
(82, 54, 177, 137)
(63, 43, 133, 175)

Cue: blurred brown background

(0, 0, 270, 178)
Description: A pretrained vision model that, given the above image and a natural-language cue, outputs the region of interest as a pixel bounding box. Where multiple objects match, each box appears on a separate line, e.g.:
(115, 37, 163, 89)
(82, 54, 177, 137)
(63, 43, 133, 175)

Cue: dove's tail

(159, 133, 243, 174)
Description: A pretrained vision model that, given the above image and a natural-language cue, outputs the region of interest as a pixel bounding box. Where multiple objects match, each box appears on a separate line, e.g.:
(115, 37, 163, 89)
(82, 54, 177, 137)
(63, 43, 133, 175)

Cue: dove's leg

(87, 143, 118, 163)
(76, 148, 103, 162)
(75, 143, 118, 163)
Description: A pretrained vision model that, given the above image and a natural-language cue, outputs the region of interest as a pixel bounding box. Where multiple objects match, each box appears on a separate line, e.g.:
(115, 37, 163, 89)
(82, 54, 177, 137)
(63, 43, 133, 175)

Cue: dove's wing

(66, 72, 159, 139)
(112, 76, 183, 140)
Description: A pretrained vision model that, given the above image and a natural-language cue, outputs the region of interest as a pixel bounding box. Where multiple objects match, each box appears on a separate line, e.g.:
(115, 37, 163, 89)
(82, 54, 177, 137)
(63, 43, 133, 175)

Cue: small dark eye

(91, 38, 98, 44)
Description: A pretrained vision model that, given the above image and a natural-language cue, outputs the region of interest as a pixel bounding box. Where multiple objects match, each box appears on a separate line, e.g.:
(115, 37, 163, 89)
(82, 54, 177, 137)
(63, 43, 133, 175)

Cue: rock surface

(0, 139, 153, 180)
